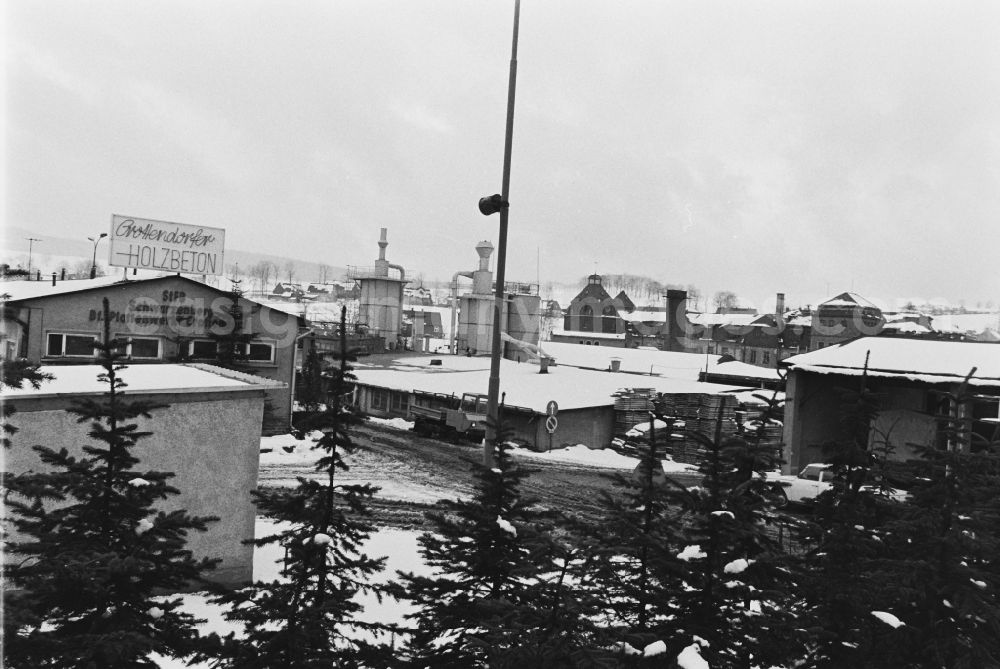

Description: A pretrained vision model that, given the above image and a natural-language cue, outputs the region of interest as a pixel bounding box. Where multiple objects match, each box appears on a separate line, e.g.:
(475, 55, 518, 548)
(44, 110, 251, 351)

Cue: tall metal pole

(26, 238, 41, 276)
(484, 0, 521, 467)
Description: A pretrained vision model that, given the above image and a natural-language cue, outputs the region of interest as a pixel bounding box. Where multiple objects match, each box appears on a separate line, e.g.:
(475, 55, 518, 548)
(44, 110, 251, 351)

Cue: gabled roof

(2, 275, 306, 324)
(1, 275, 127, 301)
(783, 337, 1000, 387)
(569, 279, 613, 306)
(818, 292, 881, 310)
(613, 291, 635, 313)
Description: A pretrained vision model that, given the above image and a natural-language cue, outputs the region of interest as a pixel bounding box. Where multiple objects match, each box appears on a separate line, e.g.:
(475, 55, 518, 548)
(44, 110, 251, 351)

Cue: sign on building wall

(109, 215, 226, 276)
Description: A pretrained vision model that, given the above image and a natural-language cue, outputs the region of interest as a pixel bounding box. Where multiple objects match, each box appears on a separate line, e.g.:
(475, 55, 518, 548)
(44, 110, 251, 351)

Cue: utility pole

(26, 238, 41, 276)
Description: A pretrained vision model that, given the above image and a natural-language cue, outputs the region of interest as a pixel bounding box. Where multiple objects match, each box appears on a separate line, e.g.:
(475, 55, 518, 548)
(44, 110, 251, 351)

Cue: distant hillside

(1, 226, 345, 284)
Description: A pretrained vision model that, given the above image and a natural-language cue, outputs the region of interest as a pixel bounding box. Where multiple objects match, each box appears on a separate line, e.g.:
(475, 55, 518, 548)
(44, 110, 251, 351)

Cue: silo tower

(452, 239, 541, 357)
(347, 228, 407, 346)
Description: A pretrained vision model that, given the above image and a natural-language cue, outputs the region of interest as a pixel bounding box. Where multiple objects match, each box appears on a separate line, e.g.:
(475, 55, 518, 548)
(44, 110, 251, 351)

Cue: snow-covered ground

(149, 422, 698, 666)
(151, 519, 428, 668)
(262, 418, 695, 478)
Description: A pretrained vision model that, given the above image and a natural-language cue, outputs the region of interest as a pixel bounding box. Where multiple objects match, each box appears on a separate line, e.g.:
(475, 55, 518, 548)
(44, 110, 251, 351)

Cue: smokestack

(775, 292, 785, 317)
(475, 240, 494, 271)
(665, 289, 688, 352)
(377, 227, 388, 261)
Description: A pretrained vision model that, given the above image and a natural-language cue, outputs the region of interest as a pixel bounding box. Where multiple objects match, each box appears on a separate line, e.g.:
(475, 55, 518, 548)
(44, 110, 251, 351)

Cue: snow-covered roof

(353, 355, 751, 412)
(881, 322, 932, 334)
(3, 363, 286, 399)
(618, 309, 665, 323)
(688, 313, 759, 328)
(818, 292, 882, 310)
(542, 341, 715, 380)
(783, 337, 1000, 387)
(706, 359, 783, 382)
(3, 276, 305, 322)
(257, 300, 349, 319)
(532, 341, 782, 383)
(550, 328, 626, 340)
(931, 312, 1000, 334)
(1, 275, 132, 301)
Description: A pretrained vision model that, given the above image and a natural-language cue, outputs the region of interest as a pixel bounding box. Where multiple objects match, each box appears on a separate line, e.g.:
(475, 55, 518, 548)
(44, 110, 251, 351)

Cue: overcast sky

(5, 0, 999, 309)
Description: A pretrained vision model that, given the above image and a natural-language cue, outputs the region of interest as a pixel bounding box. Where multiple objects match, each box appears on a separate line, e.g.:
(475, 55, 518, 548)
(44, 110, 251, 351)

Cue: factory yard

(258, 418, 704, 529)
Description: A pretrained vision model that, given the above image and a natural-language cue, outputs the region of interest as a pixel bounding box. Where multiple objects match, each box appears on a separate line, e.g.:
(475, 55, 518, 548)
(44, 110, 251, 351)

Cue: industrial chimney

(664, 289, 689, 352)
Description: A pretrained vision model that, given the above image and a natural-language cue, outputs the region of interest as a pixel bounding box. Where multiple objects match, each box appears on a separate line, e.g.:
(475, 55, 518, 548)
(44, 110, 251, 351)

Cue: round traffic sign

(546, 400, 559, 416)
(545, 415, 558, 434)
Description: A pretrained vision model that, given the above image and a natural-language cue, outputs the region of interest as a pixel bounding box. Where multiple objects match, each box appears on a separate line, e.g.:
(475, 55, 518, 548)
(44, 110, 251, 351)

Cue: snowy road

(258, 421, 702, 528)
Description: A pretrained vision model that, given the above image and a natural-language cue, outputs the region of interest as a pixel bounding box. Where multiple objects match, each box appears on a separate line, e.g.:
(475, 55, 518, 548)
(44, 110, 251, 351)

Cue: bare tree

(713, 290, 739, 313)
(686, 284, 702, 311)
(317, 263, 331, 284)
(284, 260, 296, 284)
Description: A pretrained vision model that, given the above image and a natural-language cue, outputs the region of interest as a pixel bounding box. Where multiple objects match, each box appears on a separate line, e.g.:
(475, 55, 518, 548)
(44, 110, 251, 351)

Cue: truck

(409, 392, 489, 443)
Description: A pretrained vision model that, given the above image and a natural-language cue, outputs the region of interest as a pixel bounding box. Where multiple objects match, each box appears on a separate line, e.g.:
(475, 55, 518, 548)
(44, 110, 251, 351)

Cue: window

(187, 339, 275, 363)
(246, 342, 275, 363)
(371, 388, 388, 410)
(189, 340, 219, 359)
(46, 333, 97, 358)
(763, 351, 771, 365)
(749, 350, 757, 364)
(122, 336, 162, 360)
(390, 391, 407, 413)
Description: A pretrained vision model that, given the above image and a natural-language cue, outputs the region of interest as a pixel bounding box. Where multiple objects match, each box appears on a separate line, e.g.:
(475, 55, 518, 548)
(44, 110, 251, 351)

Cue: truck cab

(445, 393, 489, 436)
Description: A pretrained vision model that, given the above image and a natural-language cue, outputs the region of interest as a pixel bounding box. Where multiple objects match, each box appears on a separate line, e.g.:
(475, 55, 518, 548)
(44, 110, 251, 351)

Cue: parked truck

(409, 392, 489, 443)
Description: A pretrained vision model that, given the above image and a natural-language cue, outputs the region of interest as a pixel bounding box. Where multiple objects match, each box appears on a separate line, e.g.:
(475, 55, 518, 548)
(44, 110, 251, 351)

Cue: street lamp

(88, 233, 108, 279)
(479, 0, 521, 468)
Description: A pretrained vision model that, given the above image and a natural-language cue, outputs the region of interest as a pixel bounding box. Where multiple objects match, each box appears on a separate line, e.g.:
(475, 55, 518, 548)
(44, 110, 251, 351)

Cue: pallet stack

(612, 388, 657, 435)
(656, 393, 739, 464)
(610, 390, 741, 464)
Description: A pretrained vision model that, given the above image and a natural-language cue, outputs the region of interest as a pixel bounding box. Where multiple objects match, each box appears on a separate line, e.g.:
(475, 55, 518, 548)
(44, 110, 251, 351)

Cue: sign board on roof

(109, 214, 226, 276)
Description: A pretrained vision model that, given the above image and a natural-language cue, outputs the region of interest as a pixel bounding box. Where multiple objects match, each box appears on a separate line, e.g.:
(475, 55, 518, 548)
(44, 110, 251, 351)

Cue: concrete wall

(354, 383, 615, 452)
(506, 406, 615, 452)
(5, 390, 264, 588)
(12, 277, 298, 433)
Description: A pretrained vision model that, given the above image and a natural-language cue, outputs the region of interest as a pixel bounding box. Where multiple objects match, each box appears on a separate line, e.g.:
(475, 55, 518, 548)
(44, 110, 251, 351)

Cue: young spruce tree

(399, 407, 597, 668)
(3, 298, 219, 668)
(201, 305, 395, 668)
(586, 411, 688, 660)
(647, 399, 793, 668)
(867, 371, 1000, 669)
(792, 362, 905, 668)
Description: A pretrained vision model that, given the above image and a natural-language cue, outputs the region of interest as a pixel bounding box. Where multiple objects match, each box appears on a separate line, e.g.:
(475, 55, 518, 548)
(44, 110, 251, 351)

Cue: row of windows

(44, 333, 275, 363)
(370, 388, 408, 412)
(745, 350, 772, 365)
